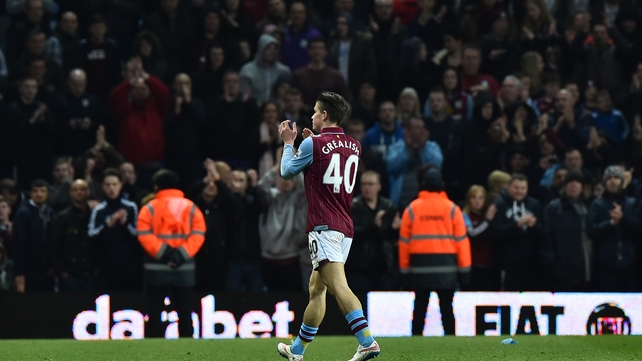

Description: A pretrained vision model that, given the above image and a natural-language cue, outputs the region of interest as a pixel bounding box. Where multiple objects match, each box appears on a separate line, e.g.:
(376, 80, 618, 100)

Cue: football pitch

(1, 336, 641, 361)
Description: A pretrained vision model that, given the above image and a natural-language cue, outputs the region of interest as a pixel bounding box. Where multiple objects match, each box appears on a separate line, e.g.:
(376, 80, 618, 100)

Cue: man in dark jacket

(13, 179, 54, 292)
(542, 170, 592, 291)
(165, 73, 206, 189)
(53, 69, 103, 157)
(224, 169, 267, 291)
(587, 165, 640, 291)
(347, 170, 399, 291)
(206, 71, 260, 169)
(48, 179, 96, 291)
(491, 173, 543, 291)
(187, 159, 232, 292)
(88, 168, 142, 292)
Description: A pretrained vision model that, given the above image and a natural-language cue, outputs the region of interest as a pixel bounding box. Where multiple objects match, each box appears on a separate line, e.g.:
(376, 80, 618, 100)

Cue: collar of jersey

(320, 127, 344, 134)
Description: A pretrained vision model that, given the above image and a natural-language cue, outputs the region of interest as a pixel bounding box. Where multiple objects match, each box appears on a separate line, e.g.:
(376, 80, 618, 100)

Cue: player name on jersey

(320, 139, 361, 156)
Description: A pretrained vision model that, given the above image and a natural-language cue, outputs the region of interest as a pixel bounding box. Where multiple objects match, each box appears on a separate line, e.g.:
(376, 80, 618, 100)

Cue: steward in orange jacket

(399, 167, 471, 335)
(399, 171, 471, 288)
(138, 172, 206, 285)
(137, 170, 206, 337)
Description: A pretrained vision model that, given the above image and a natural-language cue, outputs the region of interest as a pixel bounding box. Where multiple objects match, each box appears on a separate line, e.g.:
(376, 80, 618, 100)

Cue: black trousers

(146, 286, 193, 338)
(412, 289, 455, 336)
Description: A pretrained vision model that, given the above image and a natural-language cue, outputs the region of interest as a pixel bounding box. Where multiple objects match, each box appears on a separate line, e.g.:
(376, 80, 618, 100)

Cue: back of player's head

(316, 92, 349, 125)
(152, 169, 181, 191)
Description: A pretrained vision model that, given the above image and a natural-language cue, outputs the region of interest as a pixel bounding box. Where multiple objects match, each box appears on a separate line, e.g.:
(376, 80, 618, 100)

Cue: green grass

(1, 336, 641, 361)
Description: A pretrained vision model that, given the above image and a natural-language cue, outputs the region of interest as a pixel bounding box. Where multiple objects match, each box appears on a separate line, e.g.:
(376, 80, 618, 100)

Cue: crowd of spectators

(0, 0, 641, 294)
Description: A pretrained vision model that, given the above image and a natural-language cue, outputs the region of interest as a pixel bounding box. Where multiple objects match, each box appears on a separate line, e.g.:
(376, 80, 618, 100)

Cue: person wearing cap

(542, 170, 593, 291)
(490, 173, 543, 291)
(398, 166, 471, 336)
(586, 165, 641, 291)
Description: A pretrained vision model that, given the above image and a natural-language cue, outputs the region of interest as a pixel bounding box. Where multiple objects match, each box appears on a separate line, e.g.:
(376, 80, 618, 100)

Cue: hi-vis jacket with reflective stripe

(137, 189, 205, 287)
(399, 191, 471, 289)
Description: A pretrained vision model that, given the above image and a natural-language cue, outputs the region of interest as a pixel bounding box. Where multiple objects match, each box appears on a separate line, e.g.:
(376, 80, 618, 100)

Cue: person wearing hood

(240, 33, 291, 106)
(490, 173, 543, 291)
(542, 170, 593, 291)
(586, 165, 640, 291)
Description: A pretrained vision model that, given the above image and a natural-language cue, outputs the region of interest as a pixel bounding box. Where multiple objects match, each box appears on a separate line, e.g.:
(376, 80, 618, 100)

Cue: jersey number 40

(323, 153, 359, 194)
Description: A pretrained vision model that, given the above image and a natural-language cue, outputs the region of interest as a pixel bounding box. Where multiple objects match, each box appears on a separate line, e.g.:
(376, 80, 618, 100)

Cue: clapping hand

(279, 120, 297, 145)
(609, 203, 623, 225)
(302, 127, 314, 139)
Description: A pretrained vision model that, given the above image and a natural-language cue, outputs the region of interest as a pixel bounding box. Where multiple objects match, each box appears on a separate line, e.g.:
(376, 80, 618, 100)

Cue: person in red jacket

(110, 58, 169, 186)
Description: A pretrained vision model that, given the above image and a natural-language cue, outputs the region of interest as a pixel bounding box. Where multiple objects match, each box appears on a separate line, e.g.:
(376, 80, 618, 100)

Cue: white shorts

(308, 230, 353, 270)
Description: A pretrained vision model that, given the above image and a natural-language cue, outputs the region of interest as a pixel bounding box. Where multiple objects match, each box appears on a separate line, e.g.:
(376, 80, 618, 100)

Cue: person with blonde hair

(520, 51, 545, 96)
(462, 185, 499, 290)
(487, 170, 511, 202)
(396, 87, 422, 122)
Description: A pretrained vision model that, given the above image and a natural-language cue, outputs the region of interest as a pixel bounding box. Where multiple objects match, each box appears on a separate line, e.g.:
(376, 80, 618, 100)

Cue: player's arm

(281, 136, 312, 180)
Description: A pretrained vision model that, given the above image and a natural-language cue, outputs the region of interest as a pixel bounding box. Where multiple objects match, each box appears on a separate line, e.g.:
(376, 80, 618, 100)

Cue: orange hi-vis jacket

(399, 191, 471, 289)
(137, 189, 205, 285)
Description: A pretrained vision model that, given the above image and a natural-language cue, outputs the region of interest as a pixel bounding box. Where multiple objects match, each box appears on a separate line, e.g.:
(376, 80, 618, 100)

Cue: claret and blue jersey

(281, 127, 361, 238)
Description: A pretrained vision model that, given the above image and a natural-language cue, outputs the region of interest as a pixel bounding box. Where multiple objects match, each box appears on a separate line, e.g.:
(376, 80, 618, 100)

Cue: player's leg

(278, 233, 328, 359)
(316, 232, 378, 358)
(289, 271, 326, 354)
(318, 262, 380, 360)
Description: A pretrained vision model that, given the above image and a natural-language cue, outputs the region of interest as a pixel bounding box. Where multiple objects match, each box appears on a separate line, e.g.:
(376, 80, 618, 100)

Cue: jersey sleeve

(281, 137, 313, 180)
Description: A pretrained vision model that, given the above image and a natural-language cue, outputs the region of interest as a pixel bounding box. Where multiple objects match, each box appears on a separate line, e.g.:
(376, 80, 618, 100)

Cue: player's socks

(345, 310, 375, 347)
(291, 323, 318, 355)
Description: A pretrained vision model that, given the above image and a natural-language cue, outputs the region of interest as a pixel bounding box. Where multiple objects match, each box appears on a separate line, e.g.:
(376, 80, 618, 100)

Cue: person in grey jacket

(258, 166, 307, 291)
(587, 165, 641, 291)
(240, 34, 291, 106)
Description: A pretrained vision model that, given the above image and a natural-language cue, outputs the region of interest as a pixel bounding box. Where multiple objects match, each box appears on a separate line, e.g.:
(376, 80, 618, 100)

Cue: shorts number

(309, 239, 318, 259)
(322, 153, 359, 194)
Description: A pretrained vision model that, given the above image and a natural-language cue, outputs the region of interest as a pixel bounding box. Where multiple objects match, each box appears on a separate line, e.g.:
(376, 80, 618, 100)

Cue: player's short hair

(361, 170, 381, 184)
(152, 169, 181, 191)
(103, 168, 122, 182)
(509, 173, 528, 184)
(316, 92, 349, 125)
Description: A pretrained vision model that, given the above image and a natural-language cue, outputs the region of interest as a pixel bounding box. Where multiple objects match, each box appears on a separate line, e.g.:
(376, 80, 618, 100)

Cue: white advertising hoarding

(368, 292, 642, 337)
